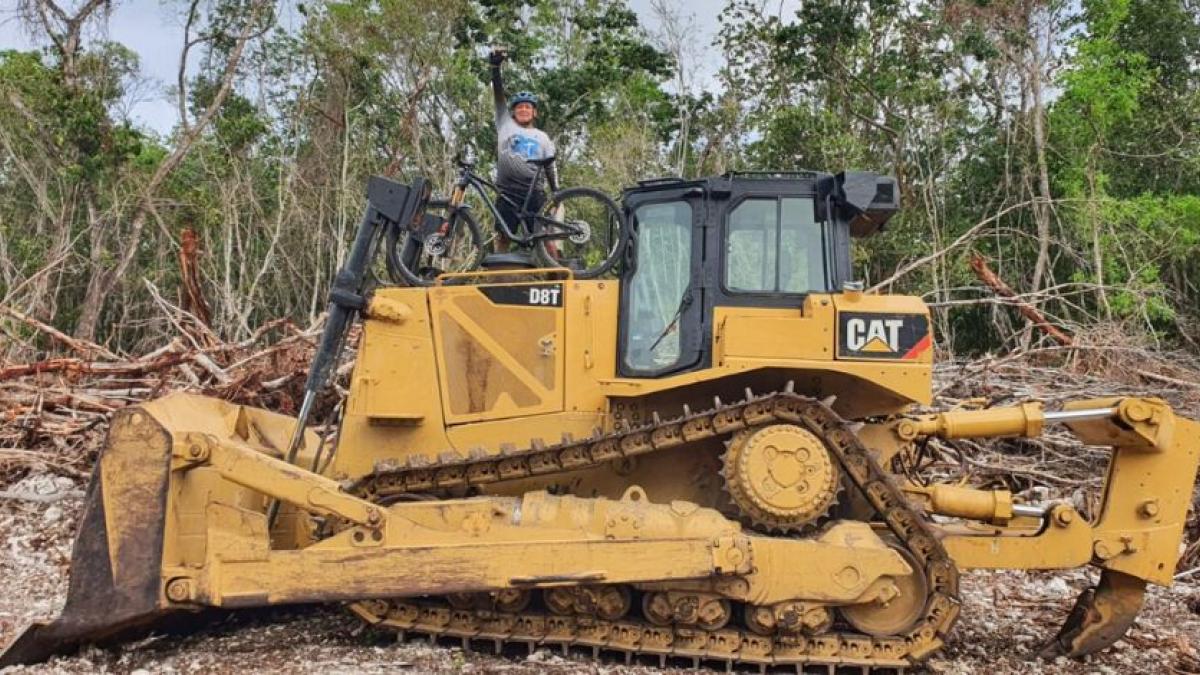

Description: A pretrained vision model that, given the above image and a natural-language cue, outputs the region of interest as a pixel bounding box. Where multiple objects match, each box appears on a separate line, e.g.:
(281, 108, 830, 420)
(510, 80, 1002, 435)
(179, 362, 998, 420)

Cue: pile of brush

(0, 306, 346, 486)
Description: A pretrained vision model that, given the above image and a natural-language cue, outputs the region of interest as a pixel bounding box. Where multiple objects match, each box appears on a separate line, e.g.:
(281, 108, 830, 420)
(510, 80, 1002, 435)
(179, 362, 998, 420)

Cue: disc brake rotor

(566, 219, 591, 245)
(423, 233, 447, 256)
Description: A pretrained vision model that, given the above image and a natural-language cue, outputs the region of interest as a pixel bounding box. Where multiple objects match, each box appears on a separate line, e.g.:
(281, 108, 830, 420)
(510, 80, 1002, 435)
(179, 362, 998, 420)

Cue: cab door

(429, 281, 566, 424)
(617, 185, 705, 377)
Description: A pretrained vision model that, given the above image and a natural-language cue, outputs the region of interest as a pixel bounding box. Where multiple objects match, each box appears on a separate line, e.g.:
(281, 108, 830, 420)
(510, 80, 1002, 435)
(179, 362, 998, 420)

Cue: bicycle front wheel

(390, 206, 486, 287)
(533, 187, 627, 279)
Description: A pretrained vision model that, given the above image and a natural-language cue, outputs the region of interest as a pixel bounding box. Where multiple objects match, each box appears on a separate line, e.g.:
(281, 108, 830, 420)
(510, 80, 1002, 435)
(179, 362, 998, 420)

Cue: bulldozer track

(347, 392, 961, 670)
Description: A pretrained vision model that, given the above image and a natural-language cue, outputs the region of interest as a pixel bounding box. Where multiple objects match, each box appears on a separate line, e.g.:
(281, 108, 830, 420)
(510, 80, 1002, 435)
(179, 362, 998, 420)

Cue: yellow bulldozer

(3, 171, 1198, 671)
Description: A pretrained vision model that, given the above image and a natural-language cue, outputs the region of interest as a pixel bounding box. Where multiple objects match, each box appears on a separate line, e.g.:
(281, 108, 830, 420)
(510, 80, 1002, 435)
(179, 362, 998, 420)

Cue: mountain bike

(389, 148, 627, 286)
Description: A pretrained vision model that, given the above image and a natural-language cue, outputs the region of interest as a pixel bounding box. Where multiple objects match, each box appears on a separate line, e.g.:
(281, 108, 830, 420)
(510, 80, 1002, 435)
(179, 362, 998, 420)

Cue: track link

(347, 392, 961, 670)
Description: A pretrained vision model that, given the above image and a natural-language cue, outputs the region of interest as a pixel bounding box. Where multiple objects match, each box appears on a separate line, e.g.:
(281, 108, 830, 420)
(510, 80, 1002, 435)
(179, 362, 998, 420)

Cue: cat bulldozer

(3, 171, 1199, 671)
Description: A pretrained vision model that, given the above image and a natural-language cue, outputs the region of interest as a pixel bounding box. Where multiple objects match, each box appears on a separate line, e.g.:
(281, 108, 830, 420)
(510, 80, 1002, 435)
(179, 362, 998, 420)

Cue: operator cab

(618, 171, 899, 378)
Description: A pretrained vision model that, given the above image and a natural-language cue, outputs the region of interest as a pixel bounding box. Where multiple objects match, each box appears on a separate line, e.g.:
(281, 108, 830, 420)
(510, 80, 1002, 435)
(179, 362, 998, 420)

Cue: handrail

(433, 266, 575, 286)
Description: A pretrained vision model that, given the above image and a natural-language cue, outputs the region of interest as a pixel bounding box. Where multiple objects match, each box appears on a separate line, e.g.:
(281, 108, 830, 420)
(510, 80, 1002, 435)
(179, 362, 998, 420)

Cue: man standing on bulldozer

(489, 47, 558, 250)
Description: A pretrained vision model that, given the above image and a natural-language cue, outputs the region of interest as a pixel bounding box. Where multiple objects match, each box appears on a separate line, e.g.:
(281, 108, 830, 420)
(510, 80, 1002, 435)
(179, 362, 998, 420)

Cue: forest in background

(1, 0, 1198, 359)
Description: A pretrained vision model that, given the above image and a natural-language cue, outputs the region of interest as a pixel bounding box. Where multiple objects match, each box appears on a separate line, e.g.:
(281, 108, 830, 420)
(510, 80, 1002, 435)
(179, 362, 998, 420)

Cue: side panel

(563, 280, 620, 414)
(334, 283, 614, 478)
(429, 282, 566, 424)
(337, 287, 452, 478)
(714, 296, 837, 363)
(600, 293, 934, 418)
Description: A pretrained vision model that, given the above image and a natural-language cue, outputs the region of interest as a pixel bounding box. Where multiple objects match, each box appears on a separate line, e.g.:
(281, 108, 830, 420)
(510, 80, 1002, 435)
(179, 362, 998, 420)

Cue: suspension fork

(439, 175, 471, 237)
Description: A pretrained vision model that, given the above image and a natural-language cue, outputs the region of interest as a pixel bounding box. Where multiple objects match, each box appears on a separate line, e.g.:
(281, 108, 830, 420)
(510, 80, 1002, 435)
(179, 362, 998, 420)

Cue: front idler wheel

(839, 545, 930, 637)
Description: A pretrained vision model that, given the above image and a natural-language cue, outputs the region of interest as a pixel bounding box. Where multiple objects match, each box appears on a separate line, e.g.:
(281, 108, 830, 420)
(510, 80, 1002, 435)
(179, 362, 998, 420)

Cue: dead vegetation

(0, 307, 337, 490)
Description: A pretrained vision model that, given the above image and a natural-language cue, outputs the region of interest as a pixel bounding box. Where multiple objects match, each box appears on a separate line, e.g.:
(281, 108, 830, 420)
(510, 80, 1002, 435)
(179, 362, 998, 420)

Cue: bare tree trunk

(1086, 153, 1111, 318)
(649, 0, 700, 177)
(75, 200, 110, 339)
(22, 0, 110, 86)
(1027, 4, 1054, 294)
(179, 228, 212, 327)
(73, 0, 271, 341)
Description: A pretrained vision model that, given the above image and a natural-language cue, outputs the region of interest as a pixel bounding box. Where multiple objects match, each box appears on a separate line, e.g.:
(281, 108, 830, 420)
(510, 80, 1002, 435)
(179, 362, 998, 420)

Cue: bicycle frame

(444, 162, 574, 246)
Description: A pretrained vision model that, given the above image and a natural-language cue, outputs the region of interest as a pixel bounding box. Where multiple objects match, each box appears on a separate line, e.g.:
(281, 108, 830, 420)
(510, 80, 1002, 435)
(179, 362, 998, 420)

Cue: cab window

(623, 201, 692, 373)
(725, 197, 826, 293)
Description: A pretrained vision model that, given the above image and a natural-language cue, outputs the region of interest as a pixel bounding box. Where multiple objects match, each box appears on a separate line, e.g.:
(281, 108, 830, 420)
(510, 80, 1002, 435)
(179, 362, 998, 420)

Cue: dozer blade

(0, 406, 176, 666)
(1040, 569, 1146, 659)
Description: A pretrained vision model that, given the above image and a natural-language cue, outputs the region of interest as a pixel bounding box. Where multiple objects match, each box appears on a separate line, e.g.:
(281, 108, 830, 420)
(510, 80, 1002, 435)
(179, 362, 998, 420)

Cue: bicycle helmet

(509, 91, 539, 110)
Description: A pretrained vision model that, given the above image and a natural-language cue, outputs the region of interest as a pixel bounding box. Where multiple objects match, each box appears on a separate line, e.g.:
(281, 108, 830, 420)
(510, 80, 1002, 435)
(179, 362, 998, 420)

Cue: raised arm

(488, 48, 508, 124)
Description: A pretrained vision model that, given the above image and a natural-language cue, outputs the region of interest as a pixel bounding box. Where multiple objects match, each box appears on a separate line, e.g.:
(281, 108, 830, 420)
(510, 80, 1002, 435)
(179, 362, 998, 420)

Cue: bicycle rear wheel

(533, 187, 627, 279)
(388, 206, 485, 286)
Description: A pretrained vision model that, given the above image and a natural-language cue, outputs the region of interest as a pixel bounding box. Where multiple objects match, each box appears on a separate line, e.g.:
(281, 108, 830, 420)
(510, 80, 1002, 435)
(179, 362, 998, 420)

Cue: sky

(0, 0, 797, 135)
(1, 0, 194, 133)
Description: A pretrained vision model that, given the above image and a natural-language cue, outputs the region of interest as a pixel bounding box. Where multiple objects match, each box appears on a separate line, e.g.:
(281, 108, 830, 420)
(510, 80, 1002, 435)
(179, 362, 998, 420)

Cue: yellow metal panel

(833, 291, 930, 317)
(430, 284, 565, 424)
(562, 280, 619, 414)
(348, 330, 436, 424)
(336, 287, 454, 478)
(714, 297, 836, 362)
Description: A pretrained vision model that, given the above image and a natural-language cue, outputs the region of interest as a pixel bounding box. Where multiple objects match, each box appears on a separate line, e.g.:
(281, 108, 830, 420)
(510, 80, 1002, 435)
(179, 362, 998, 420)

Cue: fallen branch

(969, 252, 1073, 346)
(0, 305, 119, 360)
(0, 353, 191, 382)
(1134, 368, 1200, 391)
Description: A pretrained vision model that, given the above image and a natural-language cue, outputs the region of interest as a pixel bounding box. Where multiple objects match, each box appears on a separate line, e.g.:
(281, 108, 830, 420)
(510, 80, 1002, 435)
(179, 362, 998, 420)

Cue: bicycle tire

(389, 206, 485, 287)
(533, 187, 628, 279)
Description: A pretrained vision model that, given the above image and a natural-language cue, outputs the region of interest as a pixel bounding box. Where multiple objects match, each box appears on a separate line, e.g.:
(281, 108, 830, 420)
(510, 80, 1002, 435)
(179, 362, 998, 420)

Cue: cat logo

(837, 312, 931, 360)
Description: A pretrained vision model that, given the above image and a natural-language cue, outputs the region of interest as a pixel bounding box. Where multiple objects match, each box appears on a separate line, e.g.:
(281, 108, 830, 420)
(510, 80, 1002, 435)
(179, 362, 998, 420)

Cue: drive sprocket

(722, 423, 840, 531)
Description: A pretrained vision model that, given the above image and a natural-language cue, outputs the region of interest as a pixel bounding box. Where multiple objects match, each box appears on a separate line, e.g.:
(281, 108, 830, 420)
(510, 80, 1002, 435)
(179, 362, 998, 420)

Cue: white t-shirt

(493, 75, 555, 195)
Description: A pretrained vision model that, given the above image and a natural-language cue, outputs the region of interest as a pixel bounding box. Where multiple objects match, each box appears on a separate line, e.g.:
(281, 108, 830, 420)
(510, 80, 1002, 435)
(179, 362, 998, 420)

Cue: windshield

(726, 196, 826, 293)
(623, 201, 692, 373)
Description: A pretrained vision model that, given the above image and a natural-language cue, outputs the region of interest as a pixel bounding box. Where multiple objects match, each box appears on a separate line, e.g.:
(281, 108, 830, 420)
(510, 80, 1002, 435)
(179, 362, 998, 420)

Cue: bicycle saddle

(525, 156, 557, 167)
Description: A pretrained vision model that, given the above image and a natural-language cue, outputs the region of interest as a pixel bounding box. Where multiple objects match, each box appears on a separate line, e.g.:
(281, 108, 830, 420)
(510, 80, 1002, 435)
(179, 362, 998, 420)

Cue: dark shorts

(496, 187, 546, 237)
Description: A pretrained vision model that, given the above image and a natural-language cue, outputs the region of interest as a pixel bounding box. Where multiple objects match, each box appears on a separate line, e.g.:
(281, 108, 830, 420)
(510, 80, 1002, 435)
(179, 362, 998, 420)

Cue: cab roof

(622, 170, 900, 237)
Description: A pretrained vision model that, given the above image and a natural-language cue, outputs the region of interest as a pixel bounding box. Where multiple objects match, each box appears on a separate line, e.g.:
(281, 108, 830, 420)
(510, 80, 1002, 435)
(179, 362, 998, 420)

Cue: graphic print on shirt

(510, 134, 542, 159)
